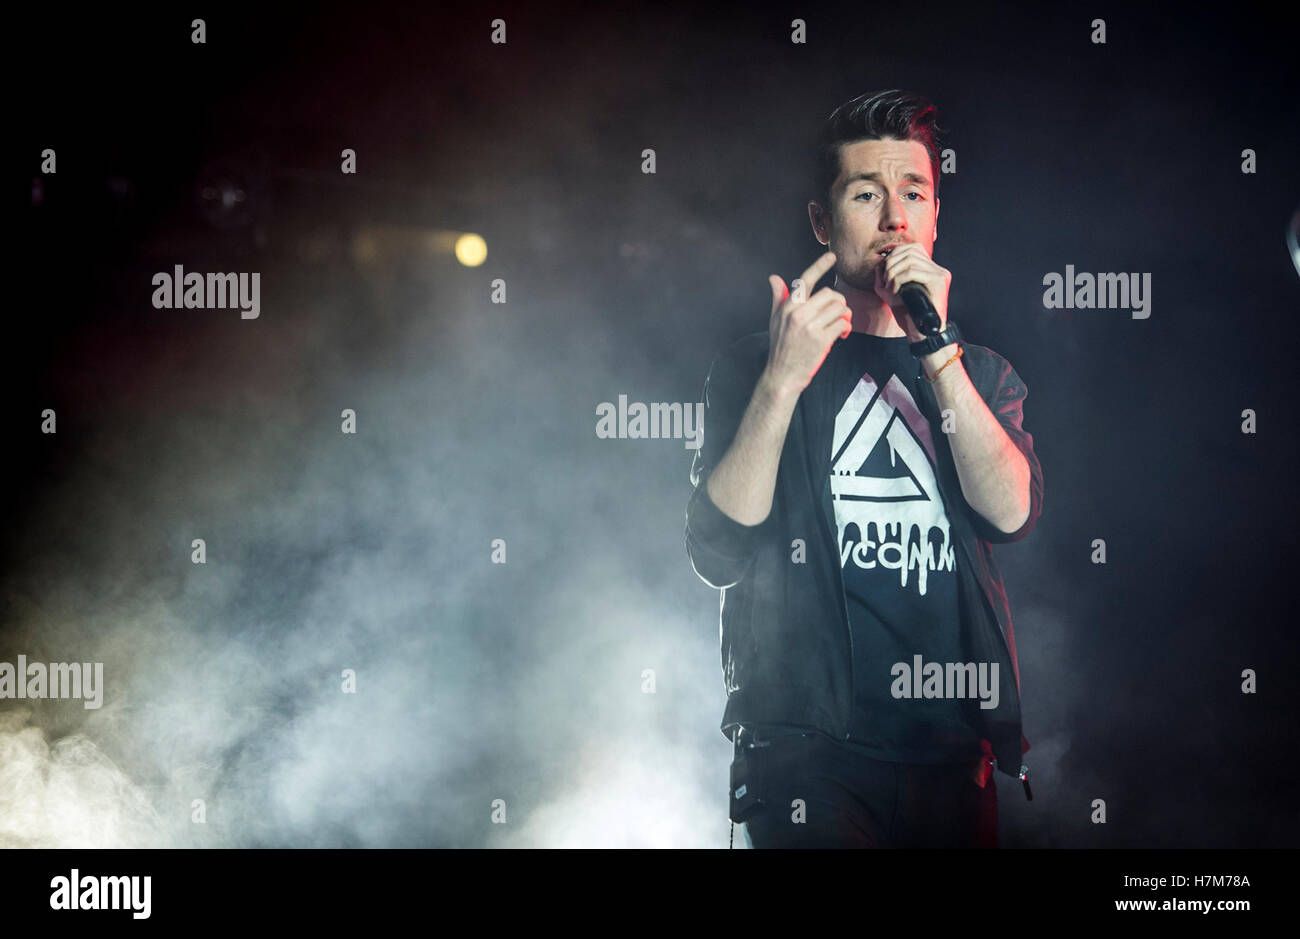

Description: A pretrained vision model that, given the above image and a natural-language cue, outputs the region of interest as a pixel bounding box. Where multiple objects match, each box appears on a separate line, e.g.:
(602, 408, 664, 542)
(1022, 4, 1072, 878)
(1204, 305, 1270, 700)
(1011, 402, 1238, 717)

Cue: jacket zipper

(950, 496, 1031, 800)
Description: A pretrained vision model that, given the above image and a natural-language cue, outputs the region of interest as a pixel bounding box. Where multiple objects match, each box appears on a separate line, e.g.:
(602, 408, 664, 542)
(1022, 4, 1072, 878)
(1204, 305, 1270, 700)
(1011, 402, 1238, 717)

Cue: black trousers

(731, 728, 997, 848)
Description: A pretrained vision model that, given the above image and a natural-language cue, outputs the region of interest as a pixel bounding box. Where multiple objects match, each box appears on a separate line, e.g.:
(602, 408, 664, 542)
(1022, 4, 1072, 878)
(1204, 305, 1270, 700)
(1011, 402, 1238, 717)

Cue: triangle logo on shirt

(830, 371, 955, 595)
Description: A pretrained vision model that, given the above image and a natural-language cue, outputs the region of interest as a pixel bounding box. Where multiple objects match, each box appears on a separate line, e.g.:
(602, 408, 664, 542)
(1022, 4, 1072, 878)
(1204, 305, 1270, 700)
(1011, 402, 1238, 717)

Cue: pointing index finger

(798, 251, 837, 296)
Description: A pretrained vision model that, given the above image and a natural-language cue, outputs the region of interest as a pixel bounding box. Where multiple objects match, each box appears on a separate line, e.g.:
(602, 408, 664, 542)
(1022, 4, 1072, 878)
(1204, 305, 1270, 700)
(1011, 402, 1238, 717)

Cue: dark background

(4, 0, 1298, 847)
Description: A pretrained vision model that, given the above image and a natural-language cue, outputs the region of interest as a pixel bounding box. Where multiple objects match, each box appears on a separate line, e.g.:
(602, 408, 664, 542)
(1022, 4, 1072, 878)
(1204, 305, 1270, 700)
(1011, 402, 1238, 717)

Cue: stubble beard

(836, 254, 881, 295)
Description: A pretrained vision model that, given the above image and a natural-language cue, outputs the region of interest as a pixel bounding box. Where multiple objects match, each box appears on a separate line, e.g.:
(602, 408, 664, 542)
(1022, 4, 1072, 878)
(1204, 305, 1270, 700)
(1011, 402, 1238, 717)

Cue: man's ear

(934, 196, 940, 243)
(808, 201, 828, 245)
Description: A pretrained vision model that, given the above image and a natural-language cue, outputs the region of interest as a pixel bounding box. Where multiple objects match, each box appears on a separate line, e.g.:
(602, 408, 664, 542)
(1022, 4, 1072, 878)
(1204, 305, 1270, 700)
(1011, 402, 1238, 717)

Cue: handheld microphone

(899, 282, 944, 335)
(879, 244, 944, 335)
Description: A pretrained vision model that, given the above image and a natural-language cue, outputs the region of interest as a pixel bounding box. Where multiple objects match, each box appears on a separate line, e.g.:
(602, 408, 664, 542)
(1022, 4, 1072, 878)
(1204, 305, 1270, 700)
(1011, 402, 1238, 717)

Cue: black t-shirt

(823, 332, 984, 763)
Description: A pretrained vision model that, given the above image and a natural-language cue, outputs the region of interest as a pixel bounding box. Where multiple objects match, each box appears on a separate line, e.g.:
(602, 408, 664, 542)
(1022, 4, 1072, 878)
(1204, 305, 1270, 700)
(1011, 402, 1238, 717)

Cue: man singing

(686, 89, 1044, 848)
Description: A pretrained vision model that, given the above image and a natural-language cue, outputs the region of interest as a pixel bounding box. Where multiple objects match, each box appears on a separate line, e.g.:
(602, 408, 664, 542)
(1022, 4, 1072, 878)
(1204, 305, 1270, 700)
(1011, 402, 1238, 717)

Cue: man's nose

(880, 194, 907, 230)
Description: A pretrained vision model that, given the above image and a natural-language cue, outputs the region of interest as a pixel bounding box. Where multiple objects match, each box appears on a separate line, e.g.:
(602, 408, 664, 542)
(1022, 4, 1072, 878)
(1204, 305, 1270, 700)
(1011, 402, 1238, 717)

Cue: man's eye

(855, 192, 924, 201)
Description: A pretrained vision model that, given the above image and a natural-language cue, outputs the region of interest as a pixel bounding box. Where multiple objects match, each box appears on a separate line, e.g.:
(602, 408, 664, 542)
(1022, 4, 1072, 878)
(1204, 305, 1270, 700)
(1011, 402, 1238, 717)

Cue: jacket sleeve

(685, 349, 768, 589)
(968, 355, 1044, 544)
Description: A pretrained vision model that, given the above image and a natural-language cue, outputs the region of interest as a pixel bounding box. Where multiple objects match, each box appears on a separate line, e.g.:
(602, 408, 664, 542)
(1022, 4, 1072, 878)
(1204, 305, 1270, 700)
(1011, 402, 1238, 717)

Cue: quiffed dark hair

(813, 89, 945, 209)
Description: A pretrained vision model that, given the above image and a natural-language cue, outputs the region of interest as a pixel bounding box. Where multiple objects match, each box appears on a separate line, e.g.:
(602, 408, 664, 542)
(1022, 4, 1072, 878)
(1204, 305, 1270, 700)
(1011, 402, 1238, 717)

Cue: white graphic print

(831, 371, 955, 596)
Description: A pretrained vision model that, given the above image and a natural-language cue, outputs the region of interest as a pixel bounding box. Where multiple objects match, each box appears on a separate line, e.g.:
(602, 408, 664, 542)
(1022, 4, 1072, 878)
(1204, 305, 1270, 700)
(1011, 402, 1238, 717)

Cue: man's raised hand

(764, 250, 852, 398)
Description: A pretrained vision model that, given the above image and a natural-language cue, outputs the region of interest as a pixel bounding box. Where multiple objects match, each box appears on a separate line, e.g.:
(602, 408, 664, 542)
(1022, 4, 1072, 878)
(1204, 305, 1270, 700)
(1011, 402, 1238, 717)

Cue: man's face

(809, 138, 939, 292)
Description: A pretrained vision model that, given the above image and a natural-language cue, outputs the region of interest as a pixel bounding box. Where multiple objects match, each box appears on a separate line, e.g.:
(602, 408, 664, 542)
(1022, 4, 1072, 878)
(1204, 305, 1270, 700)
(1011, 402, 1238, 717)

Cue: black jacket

(685, 329, 1044, 789)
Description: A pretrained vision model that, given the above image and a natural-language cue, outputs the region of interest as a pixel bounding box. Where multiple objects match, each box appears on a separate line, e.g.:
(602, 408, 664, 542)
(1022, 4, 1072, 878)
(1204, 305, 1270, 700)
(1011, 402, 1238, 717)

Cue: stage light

(454, 233, 487, 267)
